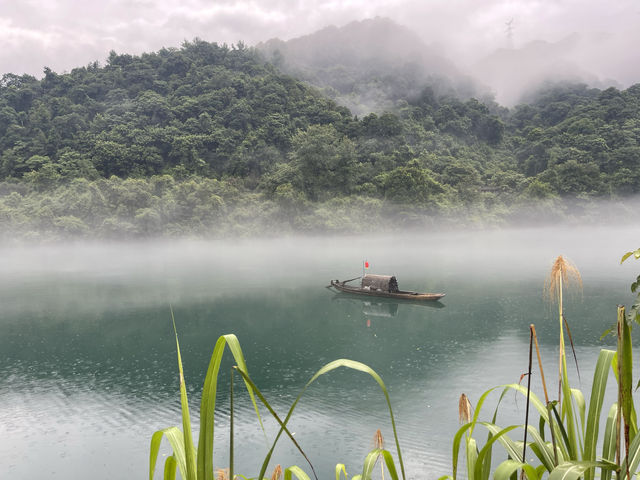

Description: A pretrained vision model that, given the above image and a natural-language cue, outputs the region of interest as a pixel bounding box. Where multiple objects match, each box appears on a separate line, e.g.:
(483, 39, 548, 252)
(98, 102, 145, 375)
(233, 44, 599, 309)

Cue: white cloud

(0, 0, 637, 95)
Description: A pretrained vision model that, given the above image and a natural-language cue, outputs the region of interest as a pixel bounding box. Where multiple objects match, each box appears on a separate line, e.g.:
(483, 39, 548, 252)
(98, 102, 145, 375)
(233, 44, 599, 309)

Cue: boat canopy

(361, 274, 399, 293)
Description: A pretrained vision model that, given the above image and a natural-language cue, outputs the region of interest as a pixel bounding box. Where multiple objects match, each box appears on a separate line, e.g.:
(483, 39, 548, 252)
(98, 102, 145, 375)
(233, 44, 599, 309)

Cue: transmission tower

(505, 18, 514, 48)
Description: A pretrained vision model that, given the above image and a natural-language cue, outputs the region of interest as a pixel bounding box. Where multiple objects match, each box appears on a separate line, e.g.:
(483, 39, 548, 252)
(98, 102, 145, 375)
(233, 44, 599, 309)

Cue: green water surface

(0, 228, 638, 479)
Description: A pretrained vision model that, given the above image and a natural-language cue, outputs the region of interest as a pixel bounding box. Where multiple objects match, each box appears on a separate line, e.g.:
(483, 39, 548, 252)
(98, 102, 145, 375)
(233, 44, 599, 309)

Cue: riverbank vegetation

(1, 40, 640, 239)
(449, 250, 640, 480)
(151, 325, 405, 480)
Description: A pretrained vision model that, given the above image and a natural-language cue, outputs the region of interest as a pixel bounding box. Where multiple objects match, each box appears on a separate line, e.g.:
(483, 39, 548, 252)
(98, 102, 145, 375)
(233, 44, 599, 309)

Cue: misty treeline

(1, 39, 639, 239)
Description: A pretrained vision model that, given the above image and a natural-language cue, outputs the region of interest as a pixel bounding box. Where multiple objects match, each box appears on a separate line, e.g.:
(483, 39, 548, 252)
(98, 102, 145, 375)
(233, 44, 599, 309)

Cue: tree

(289, 124, 356, 200)
(441, 159, 482, 204)
(541, 160, 605, 196)
(379, 160, 444, 204)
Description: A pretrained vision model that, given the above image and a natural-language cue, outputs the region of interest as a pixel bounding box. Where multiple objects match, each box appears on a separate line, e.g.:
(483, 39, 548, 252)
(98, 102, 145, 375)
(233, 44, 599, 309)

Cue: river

(1, 226, 638, 479)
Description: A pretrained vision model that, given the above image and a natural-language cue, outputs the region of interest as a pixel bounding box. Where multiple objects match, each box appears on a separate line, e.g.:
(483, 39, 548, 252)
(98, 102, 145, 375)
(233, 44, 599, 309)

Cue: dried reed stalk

(522, 326, 534, 468)
(531, 324, 558, 465)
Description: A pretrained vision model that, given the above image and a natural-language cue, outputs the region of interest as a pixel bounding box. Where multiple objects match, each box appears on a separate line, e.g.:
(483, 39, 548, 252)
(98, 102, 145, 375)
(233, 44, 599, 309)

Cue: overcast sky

(1, 0, 639, 87)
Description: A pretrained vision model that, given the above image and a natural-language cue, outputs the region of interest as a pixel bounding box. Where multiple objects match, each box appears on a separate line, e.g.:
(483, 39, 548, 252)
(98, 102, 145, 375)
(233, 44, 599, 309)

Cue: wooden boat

(329, 274, 445, 301)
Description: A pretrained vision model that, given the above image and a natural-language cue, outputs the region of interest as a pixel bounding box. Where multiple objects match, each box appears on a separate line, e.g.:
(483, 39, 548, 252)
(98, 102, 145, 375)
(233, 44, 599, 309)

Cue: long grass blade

(562, 314, 581, 382)
(493, 460, 541, 480)
(335, 463, 348, 480)
(150, 427, 188, 480)
(360, 449, 399, 480)
(601, 404, 618, 480)
(560, 354, 579, 459)
(451, 384, 560, 479)
(526, 425, 556, 471)
(618, 425, 640, 479)
(198, 334, 265, 480)
(501, 383, 571, 457)
(232, 367, 318, 480)
(473, 424, 520, 480)
(617, 305, 638, 474)
(171, 311, 197, 480)
(570, 388, 586, 440)
(254, 359, 406, 480)
(452, 422, 474, 480)
(550, 402, 571, 456)
(499, 384, 550, 424)
(583, 349, 615, 480)
(283, 466, 312, 480)
(230, 367, 235, 480)
(465, 437, 477, 480)
(549, 461, 615, 480)
(164, 456, 177, 480)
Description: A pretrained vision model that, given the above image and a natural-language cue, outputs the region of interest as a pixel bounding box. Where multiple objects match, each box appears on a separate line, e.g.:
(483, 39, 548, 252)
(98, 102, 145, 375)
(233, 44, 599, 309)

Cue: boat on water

(329, 274, 445, 301)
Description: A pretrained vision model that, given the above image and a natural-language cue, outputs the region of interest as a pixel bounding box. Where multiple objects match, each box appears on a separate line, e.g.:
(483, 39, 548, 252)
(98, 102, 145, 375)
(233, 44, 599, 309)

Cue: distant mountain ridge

(256, 17, 483, 115)
(259, 17, 457, 73)
(257, 18, 636, 110)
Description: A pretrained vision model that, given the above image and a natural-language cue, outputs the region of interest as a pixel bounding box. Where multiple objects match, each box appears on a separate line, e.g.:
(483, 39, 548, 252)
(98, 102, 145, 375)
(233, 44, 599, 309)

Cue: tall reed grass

(149, 311, 405, 480)
(447, 251, 640, 480)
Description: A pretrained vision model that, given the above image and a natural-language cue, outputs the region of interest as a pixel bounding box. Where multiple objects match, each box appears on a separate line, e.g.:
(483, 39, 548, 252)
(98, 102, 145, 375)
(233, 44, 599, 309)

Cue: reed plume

(458, 393, 472, 425)
(270, 464, 282, 480)
(216, 468, 229, 480)
(373, 429, 385, 480)
(544, 255, 582, 308)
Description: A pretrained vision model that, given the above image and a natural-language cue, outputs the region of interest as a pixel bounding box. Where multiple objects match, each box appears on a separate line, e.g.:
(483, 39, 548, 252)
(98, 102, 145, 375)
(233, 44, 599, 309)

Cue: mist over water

(1, 225, 639, 478)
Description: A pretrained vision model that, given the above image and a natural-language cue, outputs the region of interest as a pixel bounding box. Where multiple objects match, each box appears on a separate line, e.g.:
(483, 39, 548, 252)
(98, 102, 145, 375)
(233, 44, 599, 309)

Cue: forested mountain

(0, 40, 352, 181)
(0, 37, 639, 240)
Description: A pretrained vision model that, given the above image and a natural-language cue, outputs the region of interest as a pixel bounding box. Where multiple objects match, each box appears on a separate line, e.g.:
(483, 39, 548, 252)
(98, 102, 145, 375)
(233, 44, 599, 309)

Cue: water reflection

(363, 300, 399, 318)
(332, 293, 445, 319)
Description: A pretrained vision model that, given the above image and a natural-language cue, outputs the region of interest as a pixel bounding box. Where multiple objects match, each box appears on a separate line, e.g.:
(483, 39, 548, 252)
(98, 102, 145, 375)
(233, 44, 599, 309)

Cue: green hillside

(0, 39, 638, 239)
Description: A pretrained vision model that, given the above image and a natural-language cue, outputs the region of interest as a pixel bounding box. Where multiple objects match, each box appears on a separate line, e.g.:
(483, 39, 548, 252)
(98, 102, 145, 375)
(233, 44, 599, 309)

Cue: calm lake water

(1, 227, 639, 479)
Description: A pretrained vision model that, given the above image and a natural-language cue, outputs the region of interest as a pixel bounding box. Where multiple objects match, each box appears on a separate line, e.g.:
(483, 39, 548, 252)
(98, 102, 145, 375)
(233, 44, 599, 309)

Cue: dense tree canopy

(0, 39, 639, 238)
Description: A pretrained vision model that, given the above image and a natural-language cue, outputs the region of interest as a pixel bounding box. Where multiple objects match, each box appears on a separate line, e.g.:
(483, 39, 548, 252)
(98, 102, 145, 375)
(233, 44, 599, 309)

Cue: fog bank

(1, 224, 638, 319)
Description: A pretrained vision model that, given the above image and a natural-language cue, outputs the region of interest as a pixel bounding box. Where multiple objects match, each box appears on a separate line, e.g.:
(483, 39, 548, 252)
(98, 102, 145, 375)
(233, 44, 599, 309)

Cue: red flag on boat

(365, 261, 369, 269)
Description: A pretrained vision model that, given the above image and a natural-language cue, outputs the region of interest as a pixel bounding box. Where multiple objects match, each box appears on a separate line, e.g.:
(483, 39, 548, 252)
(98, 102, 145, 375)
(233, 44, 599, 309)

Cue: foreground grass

(449, 249, 640, 480)
(150, 314, 405, 480)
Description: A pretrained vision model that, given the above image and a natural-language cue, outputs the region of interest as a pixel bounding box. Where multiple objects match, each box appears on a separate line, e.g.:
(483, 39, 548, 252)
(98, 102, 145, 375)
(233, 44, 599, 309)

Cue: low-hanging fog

(1, 224, 638, 320)
(1, 1, 639, 107)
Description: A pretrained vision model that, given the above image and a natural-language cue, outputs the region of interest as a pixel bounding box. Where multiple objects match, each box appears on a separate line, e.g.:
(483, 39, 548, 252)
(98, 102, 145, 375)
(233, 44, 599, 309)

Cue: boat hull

(330, 280, 445, 301)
